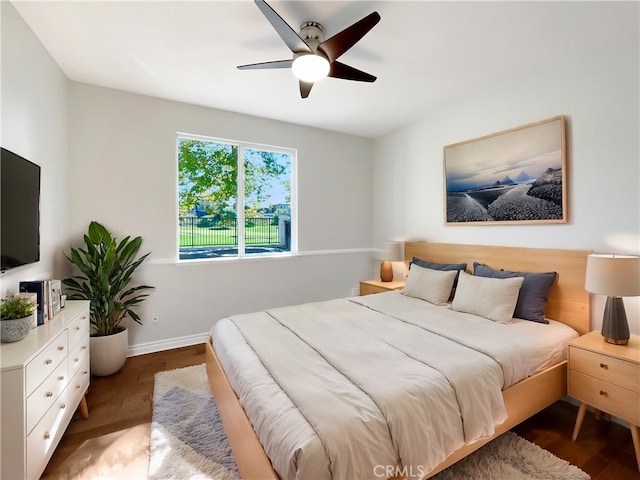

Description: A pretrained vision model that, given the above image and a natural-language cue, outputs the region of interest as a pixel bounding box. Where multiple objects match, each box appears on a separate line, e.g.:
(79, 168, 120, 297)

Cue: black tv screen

(1, 147, 41, 271)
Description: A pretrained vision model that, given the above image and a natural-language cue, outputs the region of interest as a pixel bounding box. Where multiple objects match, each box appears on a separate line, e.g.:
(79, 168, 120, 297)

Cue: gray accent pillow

(472, 262, 557, 324)
(410, 257, 467, 287)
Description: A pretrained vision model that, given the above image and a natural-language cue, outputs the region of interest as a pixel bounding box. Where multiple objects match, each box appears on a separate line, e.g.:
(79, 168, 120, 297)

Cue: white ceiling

(11, 1, 634, 138)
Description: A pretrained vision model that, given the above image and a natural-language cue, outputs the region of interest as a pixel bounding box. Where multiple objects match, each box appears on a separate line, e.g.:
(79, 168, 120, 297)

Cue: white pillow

(451, 271, 524, 324)
(403, 263, 458, 305)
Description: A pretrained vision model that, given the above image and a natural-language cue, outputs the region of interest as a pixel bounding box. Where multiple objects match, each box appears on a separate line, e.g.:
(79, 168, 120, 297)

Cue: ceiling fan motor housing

(295, 22, 325, 58)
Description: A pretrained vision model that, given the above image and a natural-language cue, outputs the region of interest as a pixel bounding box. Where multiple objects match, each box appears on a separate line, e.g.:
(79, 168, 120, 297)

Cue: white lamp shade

(386, 241, 403, 262)
(585, 254, 640, 297)
(375, 241, 403, 261)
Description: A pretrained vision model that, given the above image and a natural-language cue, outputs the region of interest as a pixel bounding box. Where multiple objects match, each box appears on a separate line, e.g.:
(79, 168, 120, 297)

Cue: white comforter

(211, 292, 577, 480)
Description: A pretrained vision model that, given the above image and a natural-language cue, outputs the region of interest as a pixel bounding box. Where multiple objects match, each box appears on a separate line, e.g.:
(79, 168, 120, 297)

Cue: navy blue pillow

(410, 257, 467, 287)
(472, 262, 557, 323)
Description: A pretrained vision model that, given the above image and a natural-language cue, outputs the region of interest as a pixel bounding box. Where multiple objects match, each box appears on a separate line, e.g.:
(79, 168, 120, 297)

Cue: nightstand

(568, 330, 640, 471)
(359, 279, 405, 296)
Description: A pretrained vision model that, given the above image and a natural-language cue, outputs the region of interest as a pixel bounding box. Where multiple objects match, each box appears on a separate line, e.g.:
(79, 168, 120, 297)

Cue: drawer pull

(76, 384, 81, 389)
(45, 359, 52, 365)
(58, 376, 65, 381)
(599, 390, 608, 396)
(82, 346, 87, 350)
(81, 316, 87, 320)
(599, 363, 608, 369)
(83, 371, 88, 375)
(45, 392, 53, 398)
(74, 358, 80, 363)
(43, 432, 51, 440)
(60, 403, 66, 409)
(76, 326, 80, 331)
(57, 346, 64, 351)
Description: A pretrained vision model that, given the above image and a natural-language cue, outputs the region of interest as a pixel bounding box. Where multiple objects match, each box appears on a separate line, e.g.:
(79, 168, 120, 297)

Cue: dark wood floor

(42, 344, 639, 479)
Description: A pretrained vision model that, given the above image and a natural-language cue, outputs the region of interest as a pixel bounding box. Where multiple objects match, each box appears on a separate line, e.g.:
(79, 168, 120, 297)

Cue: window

(177, 134, 296, 260)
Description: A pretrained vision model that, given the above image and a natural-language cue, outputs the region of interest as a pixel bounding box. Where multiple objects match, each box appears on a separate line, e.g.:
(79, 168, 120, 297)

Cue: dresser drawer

(26, 385, 70, 480)
(68, 337, 89, 379)
(67, 307, 90, 350)
(26, 358, 68, 434)
(68, 346, 90, 393)
(68, 362, 90, 413)
(569, 370, 640, 424)
(25, 330, 68, 396)
(570, 346, 639, 393)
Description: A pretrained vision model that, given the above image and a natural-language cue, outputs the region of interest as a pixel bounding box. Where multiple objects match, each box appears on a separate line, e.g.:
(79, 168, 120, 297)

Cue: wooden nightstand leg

(594, 409, 602, 421)
(631, 423, 640, 472)
(572, 402, 588, 441)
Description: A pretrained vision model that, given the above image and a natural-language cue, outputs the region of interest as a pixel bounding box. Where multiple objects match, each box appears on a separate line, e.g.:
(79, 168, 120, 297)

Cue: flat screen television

(1, 147, 41, 272)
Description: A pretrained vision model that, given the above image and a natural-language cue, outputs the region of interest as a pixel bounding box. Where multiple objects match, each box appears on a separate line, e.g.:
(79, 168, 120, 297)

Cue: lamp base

(601, 296, 630, 345)
(380, 261, 393, 282)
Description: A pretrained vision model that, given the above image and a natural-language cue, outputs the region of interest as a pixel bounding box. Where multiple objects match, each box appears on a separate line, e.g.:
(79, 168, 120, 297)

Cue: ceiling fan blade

(237, 59, 293, 70)
(317, 11, 380, 63)
(299, 80, 313, 98)
(254, 0, 313, 54)
(328, 61, 376, 82)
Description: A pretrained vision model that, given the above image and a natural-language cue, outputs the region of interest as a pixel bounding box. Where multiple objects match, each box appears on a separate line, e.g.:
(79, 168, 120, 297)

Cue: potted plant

(1, 295, 37, 343)
(63, 221, 154, 376)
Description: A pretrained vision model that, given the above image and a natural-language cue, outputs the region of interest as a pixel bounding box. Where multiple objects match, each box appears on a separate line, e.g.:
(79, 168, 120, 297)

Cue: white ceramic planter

(90, 327, 128, 376)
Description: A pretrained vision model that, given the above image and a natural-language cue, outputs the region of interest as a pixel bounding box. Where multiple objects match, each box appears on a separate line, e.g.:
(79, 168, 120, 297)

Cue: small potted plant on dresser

(0, 295, 37, 343)
(63, 221, 154, 376)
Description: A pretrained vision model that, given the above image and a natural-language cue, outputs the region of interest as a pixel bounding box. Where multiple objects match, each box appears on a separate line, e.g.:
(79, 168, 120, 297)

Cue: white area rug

(149, 364, 239, 480)
(149, 364, 590, 480)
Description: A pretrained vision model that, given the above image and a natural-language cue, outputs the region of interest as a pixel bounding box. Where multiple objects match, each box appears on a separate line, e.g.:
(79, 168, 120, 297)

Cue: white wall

(68, 83, 373, 352)
(372, 2, 640, 333)
(0, 2, 71, 297)
(5, 0, 639, 350)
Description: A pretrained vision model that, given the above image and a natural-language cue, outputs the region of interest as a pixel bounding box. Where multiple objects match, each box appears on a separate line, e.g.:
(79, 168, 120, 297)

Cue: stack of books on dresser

(18, 279, 62, 326)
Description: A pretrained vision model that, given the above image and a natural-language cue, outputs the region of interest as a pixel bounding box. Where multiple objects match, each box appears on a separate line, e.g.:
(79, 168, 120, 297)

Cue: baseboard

(127, 332, 209, 357)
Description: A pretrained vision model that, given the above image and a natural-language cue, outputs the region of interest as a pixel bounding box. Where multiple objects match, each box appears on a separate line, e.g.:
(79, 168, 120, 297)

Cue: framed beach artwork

(444, 115, 567, 225)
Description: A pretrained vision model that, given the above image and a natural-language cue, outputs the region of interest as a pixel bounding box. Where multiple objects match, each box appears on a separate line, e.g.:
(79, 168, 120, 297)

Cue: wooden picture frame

(444, 115, 567, 225)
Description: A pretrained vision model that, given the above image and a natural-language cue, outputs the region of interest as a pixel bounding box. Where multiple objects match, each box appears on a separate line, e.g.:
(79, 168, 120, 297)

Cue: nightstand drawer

(359, 279, 405, 296)
(569, 370, 640, 424)
(570, 346, 639, 393)
(360, 283, 389, 295)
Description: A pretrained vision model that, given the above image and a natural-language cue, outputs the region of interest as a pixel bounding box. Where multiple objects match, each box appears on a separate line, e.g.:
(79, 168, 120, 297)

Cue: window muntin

(177, 134, 295, 260)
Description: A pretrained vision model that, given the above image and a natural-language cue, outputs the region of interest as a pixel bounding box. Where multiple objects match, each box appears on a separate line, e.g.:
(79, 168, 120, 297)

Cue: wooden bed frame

(205, 242, 591, 479)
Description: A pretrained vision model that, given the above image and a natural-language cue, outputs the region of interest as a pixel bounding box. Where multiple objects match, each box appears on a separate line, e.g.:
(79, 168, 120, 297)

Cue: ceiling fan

(238, 0, 380, 98)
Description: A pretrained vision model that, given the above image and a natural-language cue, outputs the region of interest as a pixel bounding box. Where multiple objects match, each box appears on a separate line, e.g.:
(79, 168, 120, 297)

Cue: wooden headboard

(404, 242, 591, 335)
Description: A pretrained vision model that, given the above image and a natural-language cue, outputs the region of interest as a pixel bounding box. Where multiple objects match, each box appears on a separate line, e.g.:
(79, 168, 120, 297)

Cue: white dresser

(1, 300, 90, 479)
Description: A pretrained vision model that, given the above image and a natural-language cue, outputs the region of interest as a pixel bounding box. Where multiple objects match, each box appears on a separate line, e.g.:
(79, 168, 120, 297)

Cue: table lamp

(585, 253, 640, 345)
(378, 241, 402, 282)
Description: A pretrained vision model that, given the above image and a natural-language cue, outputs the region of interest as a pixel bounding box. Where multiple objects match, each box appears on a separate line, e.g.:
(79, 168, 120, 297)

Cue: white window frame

(176, 132, 298, 261)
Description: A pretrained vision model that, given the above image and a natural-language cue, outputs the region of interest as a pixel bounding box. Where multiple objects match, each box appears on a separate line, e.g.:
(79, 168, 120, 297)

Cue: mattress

(210, 291, 578, 479)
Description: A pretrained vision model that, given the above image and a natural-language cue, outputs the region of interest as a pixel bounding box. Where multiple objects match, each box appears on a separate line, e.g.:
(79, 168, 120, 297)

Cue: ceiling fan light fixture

(291, 54, 330, 83)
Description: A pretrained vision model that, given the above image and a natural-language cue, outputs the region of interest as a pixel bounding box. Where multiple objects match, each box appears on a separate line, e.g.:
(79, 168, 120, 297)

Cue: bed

(205, 242, 590, 479)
